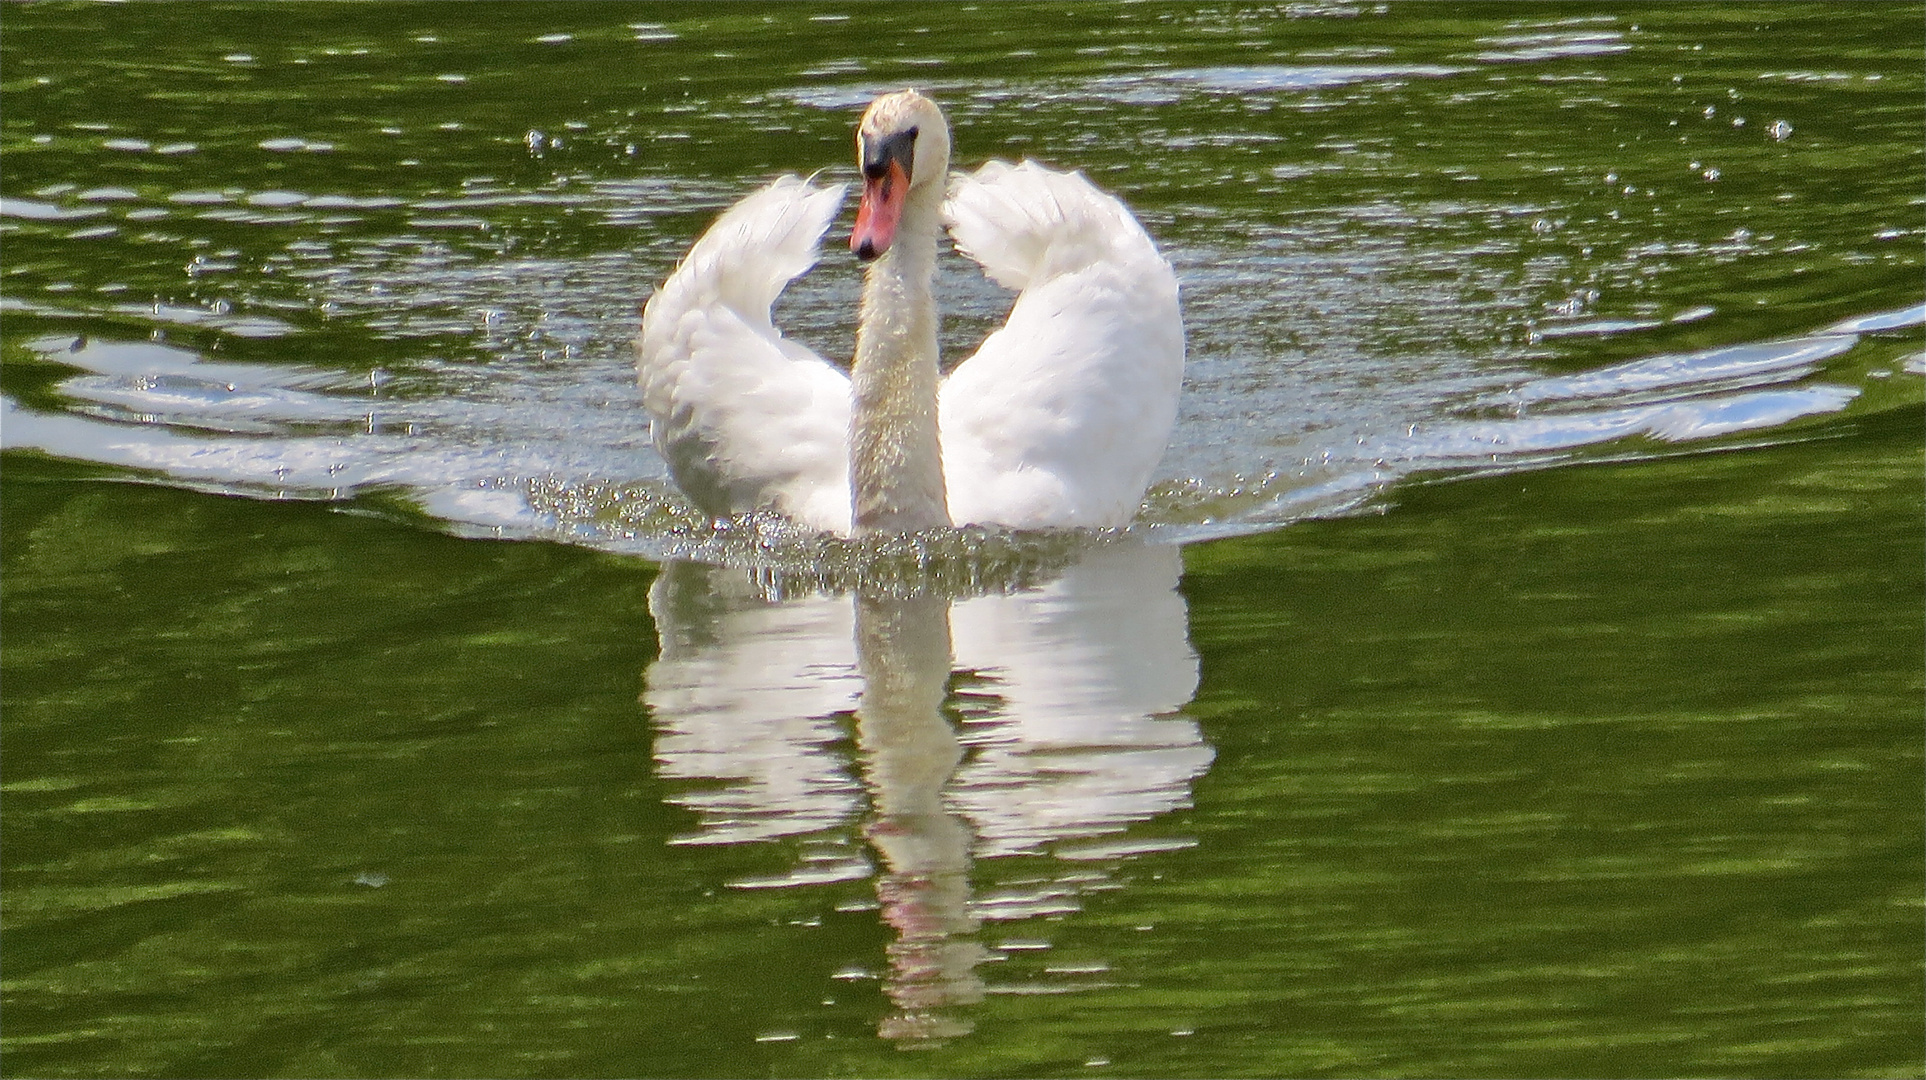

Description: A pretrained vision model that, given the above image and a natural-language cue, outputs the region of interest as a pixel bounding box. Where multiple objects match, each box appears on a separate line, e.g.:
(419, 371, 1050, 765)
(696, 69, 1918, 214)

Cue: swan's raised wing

(638, 176, 853, 535)
(939, 161, 1184, 530)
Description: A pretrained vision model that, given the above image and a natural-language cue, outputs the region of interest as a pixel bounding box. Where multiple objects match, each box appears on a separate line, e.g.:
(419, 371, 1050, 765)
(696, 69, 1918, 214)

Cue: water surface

(2, 3, 1920, 1076)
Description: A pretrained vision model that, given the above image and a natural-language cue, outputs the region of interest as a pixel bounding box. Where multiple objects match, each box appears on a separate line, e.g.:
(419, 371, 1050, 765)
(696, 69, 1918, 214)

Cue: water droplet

(1767, 119, 1793, 141)
(1702, 167, 1721, 182)
(525, 129, 546, 151)
(1731, 115, 1746, 127)
(1702, 105, 1716, 118)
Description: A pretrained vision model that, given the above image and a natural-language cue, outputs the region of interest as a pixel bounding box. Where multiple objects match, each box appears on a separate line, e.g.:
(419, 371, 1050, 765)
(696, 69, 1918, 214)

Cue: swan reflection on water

(643, 540, 1213, 1044)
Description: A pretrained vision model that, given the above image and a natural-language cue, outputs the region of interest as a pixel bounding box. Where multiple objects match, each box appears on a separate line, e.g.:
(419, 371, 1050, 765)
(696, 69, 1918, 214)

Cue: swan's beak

(852, 128, 917, 261)
(851, 162, 908, 260)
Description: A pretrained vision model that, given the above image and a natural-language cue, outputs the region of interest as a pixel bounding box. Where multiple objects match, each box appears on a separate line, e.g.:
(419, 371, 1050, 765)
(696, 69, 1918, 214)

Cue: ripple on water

(1823, 304, 1926, 336)
(1100, 64, 1465, 95)
(5, 303, 1906, 557)
(0, 198, 106, 221)
(1471, 30, 1630, 63)
(257, 137, 335, 152)
(1506, 334, 1859, 406)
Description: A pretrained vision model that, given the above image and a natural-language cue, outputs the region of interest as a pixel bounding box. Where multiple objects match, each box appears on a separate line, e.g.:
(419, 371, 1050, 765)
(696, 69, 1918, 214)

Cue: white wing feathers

(636, 163, 1182, 536)
(939, 161, 1185, 529)
(638, 176, 854, 534)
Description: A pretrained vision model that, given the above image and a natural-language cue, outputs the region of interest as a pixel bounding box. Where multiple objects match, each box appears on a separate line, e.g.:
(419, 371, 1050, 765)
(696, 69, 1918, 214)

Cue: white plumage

(939, 162, 1184, 530)
(637, 95, 1184, 536)
(638, 177, 856, 533)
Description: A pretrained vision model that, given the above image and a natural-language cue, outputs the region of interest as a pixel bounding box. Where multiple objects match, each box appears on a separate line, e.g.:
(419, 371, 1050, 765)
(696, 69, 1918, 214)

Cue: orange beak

(851, 159, 909, 261)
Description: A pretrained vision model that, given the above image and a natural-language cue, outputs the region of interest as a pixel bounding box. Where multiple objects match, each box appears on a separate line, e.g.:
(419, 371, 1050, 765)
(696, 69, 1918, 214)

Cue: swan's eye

(862, 128, 919, 182)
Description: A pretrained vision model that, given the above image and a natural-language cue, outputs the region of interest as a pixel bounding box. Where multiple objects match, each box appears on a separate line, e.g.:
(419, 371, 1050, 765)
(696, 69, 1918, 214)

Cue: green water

(3, 3, 1922, 1077)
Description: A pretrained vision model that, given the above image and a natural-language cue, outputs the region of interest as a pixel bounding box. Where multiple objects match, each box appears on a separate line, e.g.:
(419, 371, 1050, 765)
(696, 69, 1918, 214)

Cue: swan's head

(851, 89, 950, 261)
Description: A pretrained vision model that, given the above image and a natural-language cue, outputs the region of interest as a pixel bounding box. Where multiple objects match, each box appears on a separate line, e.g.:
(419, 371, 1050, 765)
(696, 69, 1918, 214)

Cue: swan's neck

(850, 190, 948, 533)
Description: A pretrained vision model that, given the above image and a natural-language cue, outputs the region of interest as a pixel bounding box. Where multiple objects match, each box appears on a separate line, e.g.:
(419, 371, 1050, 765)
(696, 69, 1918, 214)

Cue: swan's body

(638, 90, 1182, 536)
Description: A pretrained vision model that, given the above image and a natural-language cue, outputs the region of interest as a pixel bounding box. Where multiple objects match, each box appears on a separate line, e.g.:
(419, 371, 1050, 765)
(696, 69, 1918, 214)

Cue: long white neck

(850, 187, 949, 534)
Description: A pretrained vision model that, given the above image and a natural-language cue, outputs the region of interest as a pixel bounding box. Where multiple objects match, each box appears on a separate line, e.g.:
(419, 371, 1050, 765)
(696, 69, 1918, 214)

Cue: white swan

(637, 89, 1183, 536)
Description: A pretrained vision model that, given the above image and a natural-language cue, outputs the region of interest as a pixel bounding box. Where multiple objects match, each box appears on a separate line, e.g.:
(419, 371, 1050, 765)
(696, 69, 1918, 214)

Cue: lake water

(2, 3, 1920, 1076)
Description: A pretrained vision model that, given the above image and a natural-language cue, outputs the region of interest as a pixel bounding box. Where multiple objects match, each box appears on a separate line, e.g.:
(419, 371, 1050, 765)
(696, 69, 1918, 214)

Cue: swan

(637, 89, 1183, 536)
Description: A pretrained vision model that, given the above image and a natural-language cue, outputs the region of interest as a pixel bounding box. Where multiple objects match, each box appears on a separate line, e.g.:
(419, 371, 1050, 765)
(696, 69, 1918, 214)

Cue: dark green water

(3, 3, 1921, 1077)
